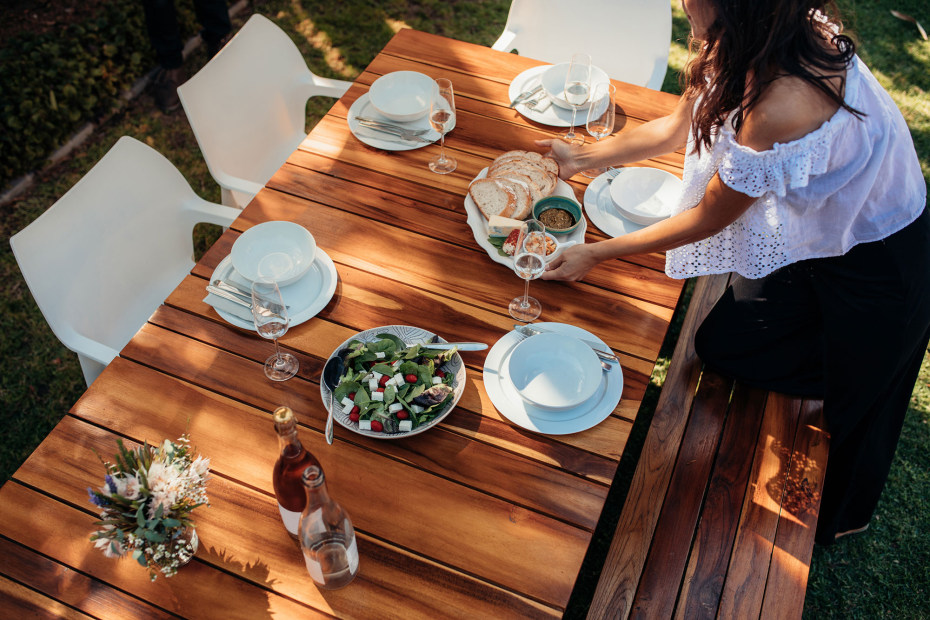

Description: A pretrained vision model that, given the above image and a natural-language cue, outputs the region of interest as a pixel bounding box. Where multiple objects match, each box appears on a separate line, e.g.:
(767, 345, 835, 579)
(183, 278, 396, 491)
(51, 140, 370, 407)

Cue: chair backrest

(178, 13, 351, 208)
(492, 0, 672, 91)
(9, 137, 235, 385)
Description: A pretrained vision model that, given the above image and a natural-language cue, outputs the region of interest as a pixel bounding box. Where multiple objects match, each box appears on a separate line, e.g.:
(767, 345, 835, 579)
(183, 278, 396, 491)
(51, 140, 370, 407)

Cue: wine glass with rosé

(509, 219, 548, 322)
(428, 78, 457, 174)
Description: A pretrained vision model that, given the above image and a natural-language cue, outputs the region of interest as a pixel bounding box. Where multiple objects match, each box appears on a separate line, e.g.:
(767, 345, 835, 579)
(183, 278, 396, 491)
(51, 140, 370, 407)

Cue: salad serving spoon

(321, 347, 351, 445)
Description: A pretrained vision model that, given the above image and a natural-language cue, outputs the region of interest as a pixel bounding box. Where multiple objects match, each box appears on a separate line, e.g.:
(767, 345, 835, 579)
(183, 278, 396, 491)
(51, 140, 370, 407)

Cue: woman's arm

(537, 94, 693, 179)
(541, 173, 757, 280)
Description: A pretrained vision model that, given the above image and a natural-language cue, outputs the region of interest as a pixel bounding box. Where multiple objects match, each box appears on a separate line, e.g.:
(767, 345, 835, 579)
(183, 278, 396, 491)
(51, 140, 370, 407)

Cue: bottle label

(346, 534, 359, 574)
(278, 504, 301, 536)
(303, 553, 326, 584)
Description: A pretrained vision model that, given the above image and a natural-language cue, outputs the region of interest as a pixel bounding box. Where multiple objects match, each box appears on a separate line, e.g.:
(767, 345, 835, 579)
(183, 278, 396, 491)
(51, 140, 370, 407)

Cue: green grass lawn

(1, 1, 928, 616)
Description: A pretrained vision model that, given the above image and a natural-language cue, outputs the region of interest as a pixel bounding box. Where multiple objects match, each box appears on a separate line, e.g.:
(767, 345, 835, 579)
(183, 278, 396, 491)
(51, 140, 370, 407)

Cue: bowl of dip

(533, 195, 584, 235)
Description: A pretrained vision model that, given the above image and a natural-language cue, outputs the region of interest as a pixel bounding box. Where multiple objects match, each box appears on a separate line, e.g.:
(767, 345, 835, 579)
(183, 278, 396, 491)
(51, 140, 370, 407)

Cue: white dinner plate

(320, 325, 467, 440)
(508, 65, 581, 128)
(208, 249, 338, 331)
(483, 322, 623, 435)
(347, 92, 455, 151)
(464, 167, 586, 267)
(583, 171, 649, 238)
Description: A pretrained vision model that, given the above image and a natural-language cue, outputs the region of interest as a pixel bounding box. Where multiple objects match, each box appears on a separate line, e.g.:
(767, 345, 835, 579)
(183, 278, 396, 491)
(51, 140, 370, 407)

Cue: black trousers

(142, 0, 232, 69)
(695, 206, 930, 545)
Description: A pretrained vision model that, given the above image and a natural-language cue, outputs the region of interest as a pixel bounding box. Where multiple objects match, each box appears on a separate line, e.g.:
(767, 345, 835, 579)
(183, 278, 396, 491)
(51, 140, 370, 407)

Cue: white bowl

(540, 62, 611, 111)
(508, 332, 602, 411)
(231, 221, 316, 285)
(368, 71, 435, 122)
(608, 167, 682, 225)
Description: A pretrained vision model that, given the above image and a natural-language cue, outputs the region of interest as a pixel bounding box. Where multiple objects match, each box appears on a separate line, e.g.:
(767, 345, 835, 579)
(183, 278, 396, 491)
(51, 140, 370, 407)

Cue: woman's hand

(535, 138, 585, 180)
(540, 243, 601, 281)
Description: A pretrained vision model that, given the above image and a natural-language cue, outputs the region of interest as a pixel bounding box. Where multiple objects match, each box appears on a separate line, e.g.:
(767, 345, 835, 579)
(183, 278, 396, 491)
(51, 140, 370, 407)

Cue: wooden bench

(587, 273, 829, 619)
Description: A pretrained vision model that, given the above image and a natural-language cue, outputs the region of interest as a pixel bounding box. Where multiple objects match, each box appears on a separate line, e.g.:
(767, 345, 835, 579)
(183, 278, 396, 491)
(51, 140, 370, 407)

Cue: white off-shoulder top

(666, 55, 927, 279)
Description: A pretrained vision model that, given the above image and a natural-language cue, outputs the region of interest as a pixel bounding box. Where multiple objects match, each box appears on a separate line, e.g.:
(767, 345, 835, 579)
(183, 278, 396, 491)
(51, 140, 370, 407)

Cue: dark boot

(152, 66, 186, 113)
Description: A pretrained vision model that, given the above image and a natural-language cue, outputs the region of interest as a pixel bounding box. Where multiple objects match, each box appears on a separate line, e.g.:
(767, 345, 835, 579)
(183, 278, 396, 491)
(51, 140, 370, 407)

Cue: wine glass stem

(522, 278, 531, 308)
(439, 133, 446, 162)
(569, 107, 578, 136)
(272, 338, 284, 367)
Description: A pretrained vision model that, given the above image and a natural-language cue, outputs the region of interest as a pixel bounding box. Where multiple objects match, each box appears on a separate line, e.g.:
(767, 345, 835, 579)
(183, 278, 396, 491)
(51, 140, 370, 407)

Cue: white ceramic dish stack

(231, 221, 316, 285)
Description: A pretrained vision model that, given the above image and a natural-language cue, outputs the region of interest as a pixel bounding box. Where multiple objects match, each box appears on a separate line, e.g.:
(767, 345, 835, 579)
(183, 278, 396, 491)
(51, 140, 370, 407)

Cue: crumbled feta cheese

(411, 404, 424, 414)
(388, 403, 403, 413)
(375, 351, 385, 358)
(340, 397, 354, 409)
(371, 391, 384, 401)
(342, 403, 354, 415)
(431, 376, 443, 384)
(368, 379, 379, 391)
(372, 371, 383, 380)
(392, 360, 402, 368)
(398, 420, 413, 432)
(358, 419, 372, 430)
(392, 374, 405, 386)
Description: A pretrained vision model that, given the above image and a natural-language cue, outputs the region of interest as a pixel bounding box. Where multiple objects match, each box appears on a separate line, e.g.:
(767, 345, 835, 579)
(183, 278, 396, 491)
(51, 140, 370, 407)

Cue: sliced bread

(469, 178, 517, 219)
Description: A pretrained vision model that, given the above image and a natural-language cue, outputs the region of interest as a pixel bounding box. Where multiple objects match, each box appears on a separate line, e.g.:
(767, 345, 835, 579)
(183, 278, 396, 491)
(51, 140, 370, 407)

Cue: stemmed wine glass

(428, 78, 457, 174)
(582, 82, 616, 178)
(562, 53, 592, 145)
(509, 219, 548, 322)
(251, 279, 298, 381)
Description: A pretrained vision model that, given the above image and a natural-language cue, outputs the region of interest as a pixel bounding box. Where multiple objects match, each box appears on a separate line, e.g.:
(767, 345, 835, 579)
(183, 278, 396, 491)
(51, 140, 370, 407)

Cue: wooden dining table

(0, 29, 685, 618)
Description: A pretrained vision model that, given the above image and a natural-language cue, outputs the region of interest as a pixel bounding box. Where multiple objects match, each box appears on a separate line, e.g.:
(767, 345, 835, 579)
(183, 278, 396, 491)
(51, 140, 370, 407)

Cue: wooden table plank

(0, 537, 173, 620)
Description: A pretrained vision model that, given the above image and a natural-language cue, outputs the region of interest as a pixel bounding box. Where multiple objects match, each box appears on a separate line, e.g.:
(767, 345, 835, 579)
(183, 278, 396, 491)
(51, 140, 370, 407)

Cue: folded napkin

(203, 268, 256, 324)
(203, 291, 254, 323)
(530, 96, 553, 113)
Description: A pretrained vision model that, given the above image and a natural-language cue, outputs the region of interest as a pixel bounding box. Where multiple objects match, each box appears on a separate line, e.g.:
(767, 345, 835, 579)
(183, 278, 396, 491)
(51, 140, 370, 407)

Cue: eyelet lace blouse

(665, 55, 926, 280)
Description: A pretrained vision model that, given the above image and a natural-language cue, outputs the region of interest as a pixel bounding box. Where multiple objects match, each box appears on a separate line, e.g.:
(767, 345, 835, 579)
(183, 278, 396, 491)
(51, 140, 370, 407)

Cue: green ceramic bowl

(533, 196, 583, 235)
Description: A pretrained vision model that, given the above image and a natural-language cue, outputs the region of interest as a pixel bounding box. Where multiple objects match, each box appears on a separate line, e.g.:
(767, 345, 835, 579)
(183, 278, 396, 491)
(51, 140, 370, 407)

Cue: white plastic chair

(9, 137, 240, 386)
(492, 0, 672, 91)
(178, 13, 352, 209)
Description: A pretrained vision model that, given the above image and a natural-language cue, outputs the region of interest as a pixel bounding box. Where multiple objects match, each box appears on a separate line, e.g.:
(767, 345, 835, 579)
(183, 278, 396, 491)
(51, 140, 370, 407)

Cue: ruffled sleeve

(716, 113, 849, 198)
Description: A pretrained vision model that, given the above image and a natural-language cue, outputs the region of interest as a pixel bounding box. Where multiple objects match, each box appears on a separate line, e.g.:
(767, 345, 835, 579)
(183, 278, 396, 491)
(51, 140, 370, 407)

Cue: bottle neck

(274, 416, 303, 457)
(301, 466, 331, 505)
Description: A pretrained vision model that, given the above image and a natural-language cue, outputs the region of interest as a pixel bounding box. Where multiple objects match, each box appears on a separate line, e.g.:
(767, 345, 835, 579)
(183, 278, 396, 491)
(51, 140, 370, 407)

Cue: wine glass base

(581, 166, 607, 178)
(561, 132, 585, 146)
(429, 155, 457, 174)
(264, 352, 299, 381)
(509, 295, 542, 322)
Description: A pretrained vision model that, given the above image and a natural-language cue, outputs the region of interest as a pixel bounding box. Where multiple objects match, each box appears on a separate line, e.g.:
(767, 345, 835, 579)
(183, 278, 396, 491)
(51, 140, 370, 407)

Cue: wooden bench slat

(586, 274, 732, 618)
(674, 380, 769, 618)
(761, 399, 828, 618)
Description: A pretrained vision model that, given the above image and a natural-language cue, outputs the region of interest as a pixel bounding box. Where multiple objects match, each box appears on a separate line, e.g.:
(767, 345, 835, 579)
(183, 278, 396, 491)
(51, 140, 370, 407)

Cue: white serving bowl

(540, 62, 611, 111)
(231, 221, 316, 285)
(368, 71, 435, 122)
(508, 332, 602, 411)
(608, 167, 682, 225)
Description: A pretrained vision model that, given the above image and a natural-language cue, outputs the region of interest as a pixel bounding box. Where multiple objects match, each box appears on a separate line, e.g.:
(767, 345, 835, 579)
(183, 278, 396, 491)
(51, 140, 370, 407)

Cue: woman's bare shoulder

(740, 75, 842, 151)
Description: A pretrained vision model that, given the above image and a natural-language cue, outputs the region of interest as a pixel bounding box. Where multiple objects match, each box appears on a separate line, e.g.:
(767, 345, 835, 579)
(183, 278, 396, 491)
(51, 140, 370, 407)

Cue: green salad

(332, 333, 457, 434)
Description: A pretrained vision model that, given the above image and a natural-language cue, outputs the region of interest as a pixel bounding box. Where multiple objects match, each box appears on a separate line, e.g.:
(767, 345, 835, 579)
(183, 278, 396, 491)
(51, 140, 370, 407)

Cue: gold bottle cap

(273, 406, 294, 423)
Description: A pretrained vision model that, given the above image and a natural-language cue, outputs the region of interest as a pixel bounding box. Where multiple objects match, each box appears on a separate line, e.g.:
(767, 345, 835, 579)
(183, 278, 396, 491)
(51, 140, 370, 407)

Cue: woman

(538, 0, 929, 545)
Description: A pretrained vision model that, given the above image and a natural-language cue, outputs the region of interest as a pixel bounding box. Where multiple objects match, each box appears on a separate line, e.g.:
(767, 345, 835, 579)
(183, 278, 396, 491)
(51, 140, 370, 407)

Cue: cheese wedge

(487, 215, 525, 238)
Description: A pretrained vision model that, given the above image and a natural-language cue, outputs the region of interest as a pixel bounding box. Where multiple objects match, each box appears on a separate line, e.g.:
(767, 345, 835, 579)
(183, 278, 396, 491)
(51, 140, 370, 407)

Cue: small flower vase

(149, 526, 199, 579)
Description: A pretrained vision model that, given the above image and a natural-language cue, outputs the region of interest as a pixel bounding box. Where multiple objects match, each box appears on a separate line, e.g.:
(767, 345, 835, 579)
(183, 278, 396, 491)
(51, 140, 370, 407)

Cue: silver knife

(212, 279, 290, 309)
(207, 285, 252, 309)
(354, 117, 430, 135)
(513, 324, 620, 363)
(355, 120, 432, 143)
(509, 84, 544, 108)
(421, 342, 488, 351)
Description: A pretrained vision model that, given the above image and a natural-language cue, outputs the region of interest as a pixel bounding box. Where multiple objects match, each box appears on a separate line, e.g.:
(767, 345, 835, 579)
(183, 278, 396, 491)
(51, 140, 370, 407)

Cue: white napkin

(203, 267, 255, 324)
(531, 96, 553, 113)
(203, 291, 254, 323)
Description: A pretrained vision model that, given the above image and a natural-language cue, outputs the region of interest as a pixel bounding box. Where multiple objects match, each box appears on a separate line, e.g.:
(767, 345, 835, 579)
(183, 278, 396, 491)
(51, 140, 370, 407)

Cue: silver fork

(606, 167, 621, 182)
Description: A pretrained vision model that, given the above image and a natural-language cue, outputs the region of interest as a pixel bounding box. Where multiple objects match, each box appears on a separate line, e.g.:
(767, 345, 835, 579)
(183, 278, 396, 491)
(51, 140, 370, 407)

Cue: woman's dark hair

(684, 1, 860, 153)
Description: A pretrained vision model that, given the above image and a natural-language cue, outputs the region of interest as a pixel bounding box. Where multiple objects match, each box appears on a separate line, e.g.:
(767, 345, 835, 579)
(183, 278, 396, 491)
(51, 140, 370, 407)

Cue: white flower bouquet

(88, 434, 210, 580)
